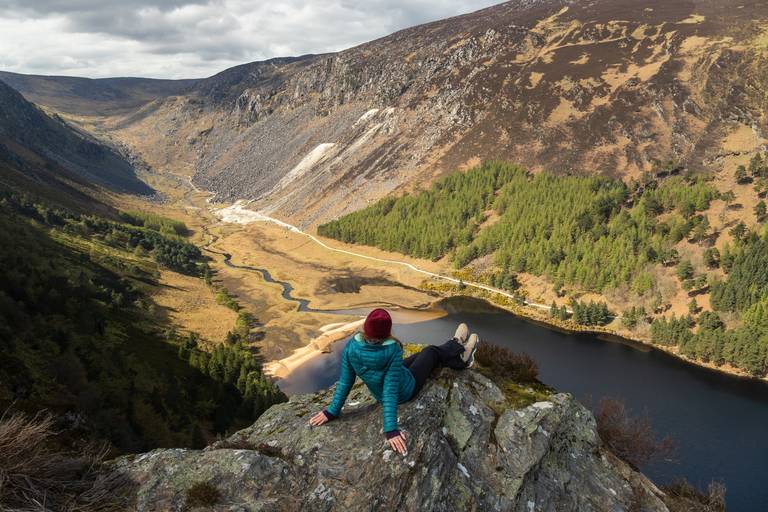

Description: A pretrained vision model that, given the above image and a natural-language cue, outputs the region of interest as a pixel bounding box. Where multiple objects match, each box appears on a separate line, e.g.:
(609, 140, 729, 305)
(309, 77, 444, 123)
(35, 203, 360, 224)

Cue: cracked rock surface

(113, 369, 668, 511)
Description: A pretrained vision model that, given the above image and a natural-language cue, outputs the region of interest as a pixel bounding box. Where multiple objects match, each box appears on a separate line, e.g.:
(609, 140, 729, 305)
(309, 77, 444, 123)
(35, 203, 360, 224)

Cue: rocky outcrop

(113, 369, 668, 511)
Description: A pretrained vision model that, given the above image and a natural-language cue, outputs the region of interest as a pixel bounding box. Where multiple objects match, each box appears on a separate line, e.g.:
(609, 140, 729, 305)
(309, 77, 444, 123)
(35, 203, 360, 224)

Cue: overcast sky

(0, 1, 500, 79)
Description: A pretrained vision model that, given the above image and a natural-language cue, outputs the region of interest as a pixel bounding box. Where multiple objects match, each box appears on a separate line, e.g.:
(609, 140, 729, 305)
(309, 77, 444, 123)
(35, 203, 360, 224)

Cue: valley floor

(116, 172, 767, 385)
(115, 170, 439, 366)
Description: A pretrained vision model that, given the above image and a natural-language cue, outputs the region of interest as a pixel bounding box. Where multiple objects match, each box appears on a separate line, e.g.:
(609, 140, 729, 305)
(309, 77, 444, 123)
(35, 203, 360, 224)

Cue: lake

(278, 297, 768, 512)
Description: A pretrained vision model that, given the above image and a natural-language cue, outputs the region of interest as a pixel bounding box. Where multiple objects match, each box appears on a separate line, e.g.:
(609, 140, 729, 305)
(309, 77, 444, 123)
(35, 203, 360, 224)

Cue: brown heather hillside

(0, 70, 197, 116)
(6, 0, 767, 229)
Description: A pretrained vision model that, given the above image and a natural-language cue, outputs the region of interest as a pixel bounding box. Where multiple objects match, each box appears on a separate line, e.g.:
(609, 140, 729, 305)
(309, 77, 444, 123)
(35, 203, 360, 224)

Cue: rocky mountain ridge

(112, 0, 768, 227)
(4, 1, 768, 228)
(113, 369, 669, 511)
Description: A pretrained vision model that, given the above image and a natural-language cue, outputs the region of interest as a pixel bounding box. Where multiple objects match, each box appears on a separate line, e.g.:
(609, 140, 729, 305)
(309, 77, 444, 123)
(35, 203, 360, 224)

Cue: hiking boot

(462, 333, 480, 367)
(454, 323, 469, 345)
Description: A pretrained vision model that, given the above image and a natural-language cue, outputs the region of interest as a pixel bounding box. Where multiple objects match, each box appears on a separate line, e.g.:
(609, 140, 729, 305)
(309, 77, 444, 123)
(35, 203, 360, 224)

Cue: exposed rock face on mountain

(113, 369, 668, 511)
(5, 0, 768, 227)
(105, 0, 768, 227)
(0, 79, 151, 196)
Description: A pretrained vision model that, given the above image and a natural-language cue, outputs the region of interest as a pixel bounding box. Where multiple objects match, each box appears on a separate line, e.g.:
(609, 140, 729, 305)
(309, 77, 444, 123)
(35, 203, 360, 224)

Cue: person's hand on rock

(387, 431, 407, 455)
(309, 411, 329, 426)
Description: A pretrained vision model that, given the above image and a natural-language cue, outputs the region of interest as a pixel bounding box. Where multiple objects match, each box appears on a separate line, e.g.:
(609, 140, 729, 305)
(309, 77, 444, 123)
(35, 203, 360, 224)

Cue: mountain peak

(113, 368, 667, 511)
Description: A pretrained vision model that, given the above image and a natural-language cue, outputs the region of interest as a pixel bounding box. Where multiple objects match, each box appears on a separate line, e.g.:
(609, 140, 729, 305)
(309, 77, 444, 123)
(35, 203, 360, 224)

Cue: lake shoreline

(433, 291, 768, 386)
(263, 319, 364, 379)
(266, 290, 768, 391)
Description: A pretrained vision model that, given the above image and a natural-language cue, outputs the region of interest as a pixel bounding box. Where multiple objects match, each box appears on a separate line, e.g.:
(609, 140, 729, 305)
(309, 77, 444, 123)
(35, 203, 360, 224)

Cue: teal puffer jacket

(326, 333, 416, 433)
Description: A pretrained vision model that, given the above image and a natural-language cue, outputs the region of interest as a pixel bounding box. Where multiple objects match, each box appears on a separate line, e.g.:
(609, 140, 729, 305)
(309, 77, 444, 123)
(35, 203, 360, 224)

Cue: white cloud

(0, 0, 500, 79)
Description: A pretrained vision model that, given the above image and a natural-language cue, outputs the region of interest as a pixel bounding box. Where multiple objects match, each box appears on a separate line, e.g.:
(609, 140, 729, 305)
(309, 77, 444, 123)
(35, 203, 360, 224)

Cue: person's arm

(326, 346, 356, 417)
(310, 345, 356, 427)
(382, 346, 403, 442)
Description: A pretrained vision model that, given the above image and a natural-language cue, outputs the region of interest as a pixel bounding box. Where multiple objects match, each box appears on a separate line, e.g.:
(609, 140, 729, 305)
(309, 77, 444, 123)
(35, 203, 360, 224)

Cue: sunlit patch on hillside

(678, 14, 706, 25)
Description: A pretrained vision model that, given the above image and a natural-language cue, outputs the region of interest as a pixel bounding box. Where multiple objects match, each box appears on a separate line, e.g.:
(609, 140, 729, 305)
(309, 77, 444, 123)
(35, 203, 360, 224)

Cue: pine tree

(703, 247, 720, 269)
(755, 201, 766, 222)
(748, 153, 765, 177)
(676, 260, 694, 281)
(721, 190, 736, 222)
(736, 165, 750, 184)
(729, 222, 747, 241)
(691, 216, 710, 243)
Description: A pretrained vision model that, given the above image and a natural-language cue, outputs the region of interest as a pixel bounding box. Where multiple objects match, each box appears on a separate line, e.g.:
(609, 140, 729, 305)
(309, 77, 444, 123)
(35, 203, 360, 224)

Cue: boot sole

(463, 338, 480, 367)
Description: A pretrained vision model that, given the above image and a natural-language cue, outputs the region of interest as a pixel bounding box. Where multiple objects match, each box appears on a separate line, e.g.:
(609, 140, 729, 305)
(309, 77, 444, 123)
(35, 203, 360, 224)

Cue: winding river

(201, 224, 317, 311)
(279, 297, 768, 512)
(219, 251, 316, 312)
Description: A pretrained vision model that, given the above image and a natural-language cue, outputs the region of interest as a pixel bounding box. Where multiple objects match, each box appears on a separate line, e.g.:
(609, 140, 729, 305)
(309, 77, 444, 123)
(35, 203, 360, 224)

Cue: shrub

(402, 343, 426, 358)
(662, 479, 726, 512)
(120, 210, 189, 236)
(186, 481, 222, 508)
(474, 343, 539, 382)
(215, 288, 240, 311)
(0, 410, 127, 511)
(594, 398, 674, 469)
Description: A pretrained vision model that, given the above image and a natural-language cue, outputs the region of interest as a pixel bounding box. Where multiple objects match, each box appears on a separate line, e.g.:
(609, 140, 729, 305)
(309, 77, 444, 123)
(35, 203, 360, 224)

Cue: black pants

(404, 339, 467, 398)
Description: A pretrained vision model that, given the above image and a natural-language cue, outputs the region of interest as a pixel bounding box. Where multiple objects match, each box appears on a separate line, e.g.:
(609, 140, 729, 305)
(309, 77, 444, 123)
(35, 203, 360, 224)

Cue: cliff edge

(113, 369, 669, 511)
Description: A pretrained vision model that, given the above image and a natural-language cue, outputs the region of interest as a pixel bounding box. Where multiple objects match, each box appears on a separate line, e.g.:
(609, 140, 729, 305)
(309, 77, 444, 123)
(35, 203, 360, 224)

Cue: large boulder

(112, 369, 668, 511)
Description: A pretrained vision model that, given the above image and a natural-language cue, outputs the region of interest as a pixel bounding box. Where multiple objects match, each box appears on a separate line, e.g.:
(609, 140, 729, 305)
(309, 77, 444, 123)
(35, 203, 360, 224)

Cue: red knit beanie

(364, 308, 392, 340)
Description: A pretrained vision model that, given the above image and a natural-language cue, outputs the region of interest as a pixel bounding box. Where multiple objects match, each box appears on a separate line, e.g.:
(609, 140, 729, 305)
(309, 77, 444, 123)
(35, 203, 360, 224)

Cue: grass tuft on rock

(494, 380, 552, 409)
(404, 341, 550, 409)
(472, 343, 551, 408)
(402, 343, 426, 358)
(662, 478, 726, 512)
(186, 481, 222, 509)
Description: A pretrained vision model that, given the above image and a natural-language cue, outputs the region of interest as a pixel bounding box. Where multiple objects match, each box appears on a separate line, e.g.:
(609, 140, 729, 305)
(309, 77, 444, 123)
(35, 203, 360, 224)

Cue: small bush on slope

(474, 343, 539, 383)
(662, 479, 726, 512)
(595, 397, 674, 470)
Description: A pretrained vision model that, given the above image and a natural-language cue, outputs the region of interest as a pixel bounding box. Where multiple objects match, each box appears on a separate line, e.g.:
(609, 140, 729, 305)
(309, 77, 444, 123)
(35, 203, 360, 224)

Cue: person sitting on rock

(309, 308, 480, 455)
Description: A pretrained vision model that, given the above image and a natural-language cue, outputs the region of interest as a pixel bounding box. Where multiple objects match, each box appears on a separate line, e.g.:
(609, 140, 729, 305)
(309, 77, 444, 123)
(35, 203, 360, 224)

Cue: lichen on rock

(112, 369, 668, 511)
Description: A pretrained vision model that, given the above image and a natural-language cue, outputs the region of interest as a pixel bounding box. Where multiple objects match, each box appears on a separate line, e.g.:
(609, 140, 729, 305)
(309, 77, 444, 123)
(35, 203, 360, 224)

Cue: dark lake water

(278, 298, 768, 512)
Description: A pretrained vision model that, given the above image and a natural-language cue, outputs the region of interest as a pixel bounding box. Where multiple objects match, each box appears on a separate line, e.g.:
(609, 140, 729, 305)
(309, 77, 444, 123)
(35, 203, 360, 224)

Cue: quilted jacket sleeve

(326, 343, 356, 417)
(381, 345, 403, 433)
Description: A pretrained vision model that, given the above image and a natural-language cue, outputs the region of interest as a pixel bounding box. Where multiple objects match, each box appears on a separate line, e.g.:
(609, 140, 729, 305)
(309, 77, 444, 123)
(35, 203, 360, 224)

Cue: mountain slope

(0, 70, 197, 116)
(95, 0, 768, 227)
(6, 1, 768, 228)
(0, 79, 152, 197)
